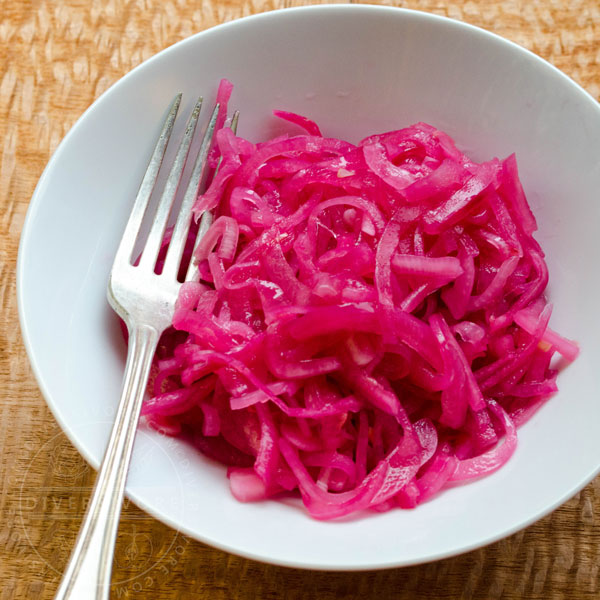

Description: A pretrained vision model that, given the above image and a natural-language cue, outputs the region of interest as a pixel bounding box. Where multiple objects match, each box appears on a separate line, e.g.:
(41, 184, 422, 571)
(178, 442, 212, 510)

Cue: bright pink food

(143, 80, 578, 520)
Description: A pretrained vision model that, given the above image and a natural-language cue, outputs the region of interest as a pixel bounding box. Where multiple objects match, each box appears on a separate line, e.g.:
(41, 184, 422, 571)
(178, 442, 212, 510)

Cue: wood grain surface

(1, 1, 599, 598)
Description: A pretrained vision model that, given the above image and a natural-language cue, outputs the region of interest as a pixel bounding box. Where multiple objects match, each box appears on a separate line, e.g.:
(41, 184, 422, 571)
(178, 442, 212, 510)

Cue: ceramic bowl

(18, 5, 600, 569)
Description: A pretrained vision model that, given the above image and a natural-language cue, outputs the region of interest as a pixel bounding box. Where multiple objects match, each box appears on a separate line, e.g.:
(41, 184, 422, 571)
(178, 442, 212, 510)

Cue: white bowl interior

(18, 5, 600, 569)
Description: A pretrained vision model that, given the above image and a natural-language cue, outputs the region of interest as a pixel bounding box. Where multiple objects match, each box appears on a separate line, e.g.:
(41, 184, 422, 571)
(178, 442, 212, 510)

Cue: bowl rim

(17, 3, 600, 571)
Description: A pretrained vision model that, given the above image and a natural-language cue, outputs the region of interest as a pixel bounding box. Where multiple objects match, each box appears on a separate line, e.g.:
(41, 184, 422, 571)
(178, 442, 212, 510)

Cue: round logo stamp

(16, 422, 194, 595)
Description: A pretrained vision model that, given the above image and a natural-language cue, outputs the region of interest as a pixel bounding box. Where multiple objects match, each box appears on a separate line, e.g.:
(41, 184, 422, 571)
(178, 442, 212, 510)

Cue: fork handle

(54, 323, 160, 600)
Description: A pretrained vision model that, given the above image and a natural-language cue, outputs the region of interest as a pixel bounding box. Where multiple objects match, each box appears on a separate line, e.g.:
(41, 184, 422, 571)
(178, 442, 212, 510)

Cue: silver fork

(54, 94, 221, 600)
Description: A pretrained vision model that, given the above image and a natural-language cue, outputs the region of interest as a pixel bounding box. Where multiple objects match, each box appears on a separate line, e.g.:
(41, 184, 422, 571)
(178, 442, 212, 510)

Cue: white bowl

(18, 5, 600, 570)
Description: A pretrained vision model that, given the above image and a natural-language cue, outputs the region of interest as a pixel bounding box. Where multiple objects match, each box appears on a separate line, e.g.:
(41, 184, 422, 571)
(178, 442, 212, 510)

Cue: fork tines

(114, 94, 220, 283)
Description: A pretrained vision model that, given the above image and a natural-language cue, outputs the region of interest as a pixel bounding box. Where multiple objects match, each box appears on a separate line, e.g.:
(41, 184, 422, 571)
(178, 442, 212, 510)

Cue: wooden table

(1, 1, 599, 598)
